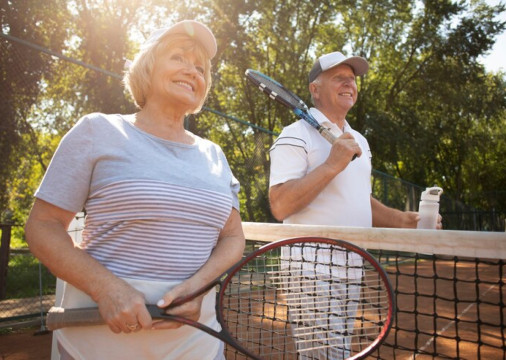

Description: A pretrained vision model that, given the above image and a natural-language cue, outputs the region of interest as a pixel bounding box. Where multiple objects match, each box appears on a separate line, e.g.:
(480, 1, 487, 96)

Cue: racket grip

(318, 127, 338, 144)
(46, 306, 104, 330)
(320, 128, 358, 161)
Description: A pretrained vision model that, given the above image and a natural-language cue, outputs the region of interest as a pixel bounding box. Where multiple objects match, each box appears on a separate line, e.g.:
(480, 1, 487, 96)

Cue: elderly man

(269, 51, 425, 229)
(269, 51, 441, 359)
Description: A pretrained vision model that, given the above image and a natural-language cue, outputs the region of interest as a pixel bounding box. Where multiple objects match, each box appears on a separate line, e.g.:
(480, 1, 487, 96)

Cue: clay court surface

(0, 326, 52, 360)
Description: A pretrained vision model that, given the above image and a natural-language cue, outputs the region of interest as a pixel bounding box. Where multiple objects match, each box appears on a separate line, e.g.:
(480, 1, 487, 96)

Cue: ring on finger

(126, 323, 139, 331)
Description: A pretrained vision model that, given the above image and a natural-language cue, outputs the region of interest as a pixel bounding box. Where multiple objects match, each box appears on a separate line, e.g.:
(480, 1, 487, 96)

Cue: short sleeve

(269, 123, 309, 187)
(35, 116, 94, 213)
(219, 149, 240, 211)
(230, 175, 240, 211)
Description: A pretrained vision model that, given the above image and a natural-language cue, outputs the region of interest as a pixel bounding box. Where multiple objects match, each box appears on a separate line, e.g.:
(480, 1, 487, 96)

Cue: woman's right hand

(94, 278, 153, 333)
(25, 199, 153, 334)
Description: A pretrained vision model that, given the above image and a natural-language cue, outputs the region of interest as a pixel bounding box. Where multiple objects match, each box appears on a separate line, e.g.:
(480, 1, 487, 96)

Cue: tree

(1, 0, 167, 222)
(357, 0, 506, 208)
(2, 0, 505, 228)
(0, 0, 70, 221)
(198, 0, 505, 220)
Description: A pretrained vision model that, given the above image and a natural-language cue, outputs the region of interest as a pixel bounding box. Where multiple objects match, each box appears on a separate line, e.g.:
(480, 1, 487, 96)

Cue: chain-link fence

(0, 224, 55, 330)
(0, 216, 84, 329)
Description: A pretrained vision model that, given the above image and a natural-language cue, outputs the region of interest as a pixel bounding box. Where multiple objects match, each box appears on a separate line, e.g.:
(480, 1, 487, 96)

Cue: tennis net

(224, 222, 506, 360)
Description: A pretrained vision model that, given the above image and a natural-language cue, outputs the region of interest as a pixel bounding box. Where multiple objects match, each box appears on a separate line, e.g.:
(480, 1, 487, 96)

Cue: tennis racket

(245, 69, 358, 160)
(46, 237, 395, 360)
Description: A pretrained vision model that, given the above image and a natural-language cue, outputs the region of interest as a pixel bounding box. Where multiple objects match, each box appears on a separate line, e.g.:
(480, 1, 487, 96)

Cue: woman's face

(148, 39, 208, 112)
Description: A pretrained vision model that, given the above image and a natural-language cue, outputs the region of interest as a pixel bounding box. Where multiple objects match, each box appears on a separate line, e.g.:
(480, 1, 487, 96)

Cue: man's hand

(324, 132, 362, 172)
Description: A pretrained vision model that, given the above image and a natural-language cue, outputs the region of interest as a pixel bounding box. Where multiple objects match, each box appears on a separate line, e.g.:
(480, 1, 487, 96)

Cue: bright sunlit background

(480, 0, 506, 72)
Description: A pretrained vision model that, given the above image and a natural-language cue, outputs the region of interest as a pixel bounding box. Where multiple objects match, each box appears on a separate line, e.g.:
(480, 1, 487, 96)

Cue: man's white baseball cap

(308, 51, 369, 83)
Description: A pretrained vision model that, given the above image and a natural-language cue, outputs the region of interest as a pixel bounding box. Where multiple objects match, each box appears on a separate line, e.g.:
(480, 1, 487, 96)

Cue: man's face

(310, 64, 357, 115)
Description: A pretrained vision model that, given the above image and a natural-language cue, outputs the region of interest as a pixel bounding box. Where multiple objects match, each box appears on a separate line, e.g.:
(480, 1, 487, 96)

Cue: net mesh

(370, 251, 504, 359)
(225, 231, 506, 360)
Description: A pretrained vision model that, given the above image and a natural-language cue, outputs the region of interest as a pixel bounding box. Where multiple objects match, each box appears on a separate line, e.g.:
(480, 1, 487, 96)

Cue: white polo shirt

(269, 108, 373, 227)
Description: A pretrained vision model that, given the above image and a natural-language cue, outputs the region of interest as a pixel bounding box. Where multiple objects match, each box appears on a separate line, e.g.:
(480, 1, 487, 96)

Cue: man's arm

(371, 196, 419, 228)
(269, 163, 338, 221)
(371, 196, 443, 229)
(269, 133, 361, 221)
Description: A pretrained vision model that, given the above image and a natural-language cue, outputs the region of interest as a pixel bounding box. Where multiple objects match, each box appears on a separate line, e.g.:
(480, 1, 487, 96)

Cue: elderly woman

(25, 20, 245, 359)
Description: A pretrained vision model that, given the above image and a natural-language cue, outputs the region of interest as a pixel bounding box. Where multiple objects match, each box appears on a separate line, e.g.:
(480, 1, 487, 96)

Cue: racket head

(216, 236, 395, 360)
(245, 69, 309, 112)
(245, 69, 325, 134)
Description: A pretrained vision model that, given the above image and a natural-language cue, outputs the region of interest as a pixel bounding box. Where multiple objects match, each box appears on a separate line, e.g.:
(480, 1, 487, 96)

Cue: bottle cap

(421, 186, 443, 201)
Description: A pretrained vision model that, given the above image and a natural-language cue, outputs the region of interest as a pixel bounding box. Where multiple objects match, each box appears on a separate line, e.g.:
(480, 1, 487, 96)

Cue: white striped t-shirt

(35, 113, 240, 282)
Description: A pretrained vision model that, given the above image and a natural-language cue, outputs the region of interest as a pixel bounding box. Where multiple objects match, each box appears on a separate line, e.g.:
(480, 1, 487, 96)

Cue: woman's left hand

(150, 208, 245, 330)
(151, 281, 206, 330)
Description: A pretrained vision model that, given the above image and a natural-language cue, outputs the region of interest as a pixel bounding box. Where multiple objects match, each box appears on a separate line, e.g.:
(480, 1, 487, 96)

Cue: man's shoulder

(271, 120, 311, 151)
(278, 119, 313, 139)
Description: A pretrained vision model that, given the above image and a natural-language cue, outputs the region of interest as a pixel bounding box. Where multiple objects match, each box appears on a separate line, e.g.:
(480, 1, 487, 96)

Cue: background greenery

(1, 0, 505, 234)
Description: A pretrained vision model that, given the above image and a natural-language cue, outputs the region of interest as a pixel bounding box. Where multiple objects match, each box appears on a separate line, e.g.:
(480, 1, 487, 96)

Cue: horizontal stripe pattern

(270, 136, 308, 153)
(80, 180, 232, 281)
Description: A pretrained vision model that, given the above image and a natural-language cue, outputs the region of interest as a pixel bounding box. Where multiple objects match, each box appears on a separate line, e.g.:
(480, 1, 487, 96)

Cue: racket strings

(268, 270, 390, 292)
(222, 243, 392, 359)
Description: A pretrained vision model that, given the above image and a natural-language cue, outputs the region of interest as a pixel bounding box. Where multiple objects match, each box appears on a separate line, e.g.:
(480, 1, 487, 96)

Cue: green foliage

(6, 254, 56, 299)
(6, 132, 61, 245)
(0, 0, 70, 219)
(1, 0, 505, 227)
(341, 0, 506, 211)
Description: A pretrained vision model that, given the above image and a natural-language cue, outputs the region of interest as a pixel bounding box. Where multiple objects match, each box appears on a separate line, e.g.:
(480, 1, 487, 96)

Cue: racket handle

(295, 108, 358, 161)
(319, 128, 358, 161)
(46, 306, 104, 330)
(46, 305, 177, 330)
(318, 127, 338, 144)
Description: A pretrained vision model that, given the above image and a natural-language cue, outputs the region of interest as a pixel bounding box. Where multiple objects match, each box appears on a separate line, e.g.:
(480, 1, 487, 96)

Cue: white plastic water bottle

(417, 187, 443, 229)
